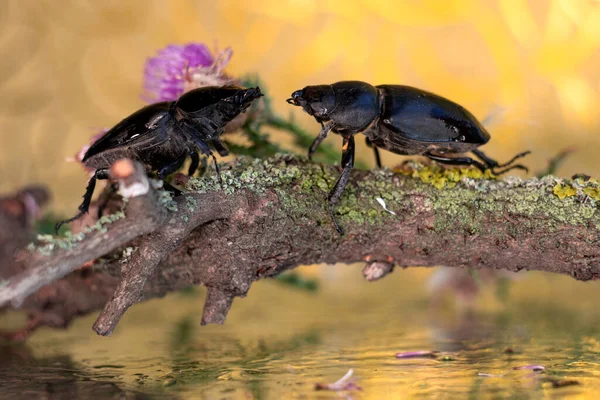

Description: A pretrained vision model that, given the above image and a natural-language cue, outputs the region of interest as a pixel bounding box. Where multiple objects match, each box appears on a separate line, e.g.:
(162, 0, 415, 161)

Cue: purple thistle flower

(143, 43, 231, 103)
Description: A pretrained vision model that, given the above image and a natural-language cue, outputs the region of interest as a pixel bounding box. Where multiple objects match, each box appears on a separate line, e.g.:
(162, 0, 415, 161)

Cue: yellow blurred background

(1, 0, 599, 212)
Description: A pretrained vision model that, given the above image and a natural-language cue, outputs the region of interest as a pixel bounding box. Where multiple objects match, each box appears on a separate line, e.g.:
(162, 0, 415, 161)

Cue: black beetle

(287, 80, 529, 233)
(56, 85, 263, 232)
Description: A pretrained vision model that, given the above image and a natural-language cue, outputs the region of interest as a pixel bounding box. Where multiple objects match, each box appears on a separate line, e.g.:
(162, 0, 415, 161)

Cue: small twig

(0, 160, 164, 308)
(93, 190, 233, 335)
(201, 287, 235, 325)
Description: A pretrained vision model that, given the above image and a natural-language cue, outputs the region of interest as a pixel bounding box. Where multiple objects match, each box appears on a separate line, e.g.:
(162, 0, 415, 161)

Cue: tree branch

(2, 154, 600, 337)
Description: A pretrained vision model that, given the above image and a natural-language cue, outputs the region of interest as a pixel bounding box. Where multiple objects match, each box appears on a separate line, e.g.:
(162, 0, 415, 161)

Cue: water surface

(1, 266, 599, 399)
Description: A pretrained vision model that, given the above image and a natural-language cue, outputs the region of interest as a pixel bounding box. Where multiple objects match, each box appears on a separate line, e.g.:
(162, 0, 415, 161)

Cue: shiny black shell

(82, 101, 185, 170)
(83, 102, 172, 162)
(375, 85, 490, 144)
(362, 84, 491, 155)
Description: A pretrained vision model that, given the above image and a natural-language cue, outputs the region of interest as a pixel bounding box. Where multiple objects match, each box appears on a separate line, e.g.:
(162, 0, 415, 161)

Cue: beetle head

(287, 85, 336, 121)
(215, 86, 263, 123)
(176, 85, 263, 138)
(222, 86, 263, 107)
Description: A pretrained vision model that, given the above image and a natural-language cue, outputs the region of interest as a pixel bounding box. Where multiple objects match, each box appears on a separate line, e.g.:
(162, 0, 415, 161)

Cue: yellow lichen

(553, 183, 577, 199)
(583, 187, 600, 201)
(398, 164, 497, 190)
(431, 177, 447, 190)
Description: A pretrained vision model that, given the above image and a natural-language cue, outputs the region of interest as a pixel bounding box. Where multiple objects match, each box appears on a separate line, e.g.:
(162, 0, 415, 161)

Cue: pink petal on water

(395, 350, 439, 359)
(314, 369, 362, 392)
(513, 365, 545, 372)
(477, 372, 506, 377)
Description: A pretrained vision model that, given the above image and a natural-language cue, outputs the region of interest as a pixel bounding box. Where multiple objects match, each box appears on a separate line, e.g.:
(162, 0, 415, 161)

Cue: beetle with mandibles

(287, 80, 530, 234)
(56, 85, 263, 232)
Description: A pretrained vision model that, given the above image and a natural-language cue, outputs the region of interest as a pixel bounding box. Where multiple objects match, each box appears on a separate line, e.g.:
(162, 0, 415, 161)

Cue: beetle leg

(424, 152, 488, 171)
(490, 163, 529, 175)
(470, 149, 499, 168)
(365, 137, 382, 168)
(195, 154, 209, 177)
(208, 152, 224, 188)
(157, 156, 186, 180)
(162, 181, 182, 196)
(194, 138, 224, 188)
(55, 168, 109, 233)
(188, 151, 200, 176)
(472, 149, 531, 173)
(308, 122, 334, 160)
(426, 151, 529, 176)
(211, 139, 230, 157)
(180, 122, 224, 188)
(327, 135, 355, 234)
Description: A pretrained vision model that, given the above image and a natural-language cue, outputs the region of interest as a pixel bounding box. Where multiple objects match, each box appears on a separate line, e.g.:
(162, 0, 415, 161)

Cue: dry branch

(1, 154, 600, 337)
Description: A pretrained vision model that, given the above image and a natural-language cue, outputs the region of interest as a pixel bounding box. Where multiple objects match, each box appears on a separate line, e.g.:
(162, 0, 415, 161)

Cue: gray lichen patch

(185, 196, 197, 212)
(156, 189, 178, 212)
(29, 211, 125, 255)
(120, 246, 137, 264)
(186, 154, 306, 195)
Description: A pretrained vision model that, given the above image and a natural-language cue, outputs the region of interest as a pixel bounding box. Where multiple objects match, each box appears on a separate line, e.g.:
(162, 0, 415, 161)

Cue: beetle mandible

(287, 80, 530, 234)
(56, 85, 263, 232)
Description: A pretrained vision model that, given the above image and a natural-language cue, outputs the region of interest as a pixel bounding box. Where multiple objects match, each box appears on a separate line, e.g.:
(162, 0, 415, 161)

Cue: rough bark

(1, 154, 600, 338)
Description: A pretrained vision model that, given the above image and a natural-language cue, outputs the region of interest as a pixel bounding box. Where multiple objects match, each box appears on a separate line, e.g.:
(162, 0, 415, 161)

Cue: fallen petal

(314, 369, 362, 391)
(395, 350, 439, 359)
(376, 197, 396, 215)
(513, 365, 545, 372)
(477, 372, 506, 377)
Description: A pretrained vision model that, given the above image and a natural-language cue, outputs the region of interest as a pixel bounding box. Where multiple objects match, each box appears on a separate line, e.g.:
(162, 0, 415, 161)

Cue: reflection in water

(1, 266, 599, 398)
(427, 267, 520, 312)
(0, 345, 159, 399)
